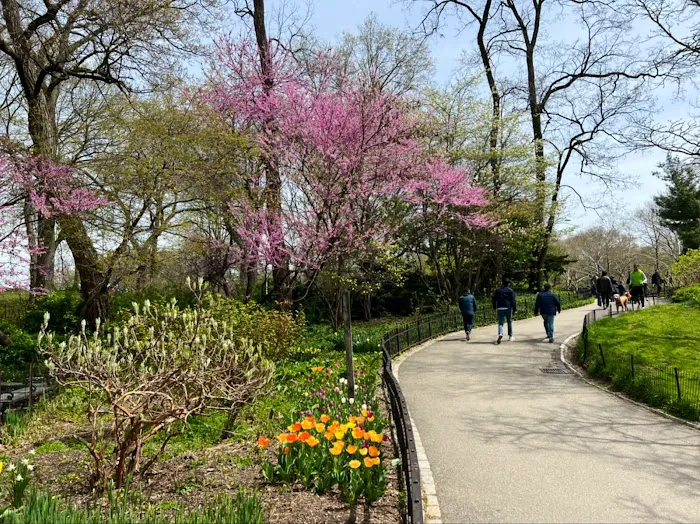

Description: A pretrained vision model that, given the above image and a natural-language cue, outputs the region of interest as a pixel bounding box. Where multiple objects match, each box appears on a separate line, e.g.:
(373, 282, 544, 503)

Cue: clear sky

(270, 0, 678, 231)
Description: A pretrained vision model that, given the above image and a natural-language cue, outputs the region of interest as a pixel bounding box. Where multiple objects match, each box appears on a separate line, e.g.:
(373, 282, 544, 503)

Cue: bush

(24, 289, 82, 334)
(671, 249, 700, 287)
(39, 292, 274, 491)
(0, 320, 36, 380)
(203, 294, 304, 361)
(672, 284, 700, 307)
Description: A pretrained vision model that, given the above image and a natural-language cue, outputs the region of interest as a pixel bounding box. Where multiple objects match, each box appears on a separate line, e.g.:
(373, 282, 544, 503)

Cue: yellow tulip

(307, 436, 320, 447)
(301, 419, 315, 430)
(359, 448, 368, 456)
(349, 460, 361, 469)
(330, 446, 343, 456)
(315, 423, 326, 433)
(346, 445, 357, 454)
(334, 430, 345, 440)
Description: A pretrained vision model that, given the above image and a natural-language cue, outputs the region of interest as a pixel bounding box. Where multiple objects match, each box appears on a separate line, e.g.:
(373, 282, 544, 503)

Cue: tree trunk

(59, 215, 110, 325)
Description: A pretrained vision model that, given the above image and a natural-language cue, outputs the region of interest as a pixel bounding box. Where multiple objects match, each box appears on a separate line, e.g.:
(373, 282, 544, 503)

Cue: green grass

(585, 304, 700, 373)
(580, 303, 700, 421)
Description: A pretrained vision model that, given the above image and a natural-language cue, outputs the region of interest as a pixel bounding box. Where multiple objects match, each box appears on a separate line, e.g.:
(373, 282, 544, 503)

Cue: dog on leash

(613, 291, 632, 312)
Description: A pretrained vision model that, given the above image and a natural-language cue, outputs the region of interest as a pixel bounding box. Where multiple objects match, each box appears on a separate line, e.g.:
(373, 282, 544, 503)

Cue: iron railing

(380, 289, 592, 523)
(580, 298, 699, 421)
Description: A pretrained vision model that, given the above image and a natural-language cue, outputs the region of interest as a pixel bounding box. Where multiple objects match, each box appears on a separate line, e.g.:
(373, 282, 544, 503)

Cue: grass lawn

(587, 303, 700, 373)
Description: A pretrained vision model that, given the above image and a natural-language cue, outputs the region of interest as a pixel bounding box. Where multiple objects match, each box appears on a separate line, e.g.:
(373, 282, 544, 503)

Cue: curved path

(399, 304, 700, 523)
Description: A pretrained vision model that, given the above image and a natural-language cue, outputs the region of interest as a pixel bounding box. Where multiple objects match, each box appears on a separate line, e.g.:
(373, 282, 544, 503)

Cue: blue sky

(275, 0, 676, 230)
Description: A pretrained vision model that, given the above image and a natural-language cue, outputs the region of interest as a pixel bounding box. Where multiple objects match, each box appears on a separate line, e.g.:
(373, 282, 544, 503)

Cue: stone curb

(559, 332, 700, 432)
(394, 332, 454, 524)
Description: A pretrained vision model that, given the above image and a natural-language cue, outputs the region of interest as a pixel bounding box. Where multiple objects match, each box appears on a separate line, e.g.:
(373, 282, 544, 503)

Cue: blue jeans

(462, 313, 474, 333)
(497, 309, 513, 336)
(542, 314, 555, 339)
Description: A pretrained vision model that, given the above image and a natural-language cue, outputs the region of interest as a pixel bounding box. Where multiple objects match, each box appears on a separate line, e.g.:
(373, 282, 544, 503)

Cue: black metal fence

(380, 289, 592, 523)
(580, 302, 700, 421)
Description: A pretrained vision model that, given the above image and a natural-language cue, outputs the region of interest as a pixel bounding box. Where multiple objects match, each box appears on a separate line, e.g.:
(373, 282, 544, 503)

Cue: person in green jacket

(628, 264, 647, 307)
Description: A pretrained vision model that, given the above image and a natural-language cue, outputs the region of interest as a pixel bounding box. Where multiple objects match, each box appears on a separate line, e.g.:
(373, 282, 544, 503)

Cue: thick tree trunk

(59, 215, 110, 325)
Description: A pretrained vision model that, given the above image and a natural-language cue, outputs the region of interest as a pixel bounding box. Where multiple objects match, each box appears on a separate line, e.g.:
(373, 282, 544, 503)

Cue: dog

(614, 291, 632, 312)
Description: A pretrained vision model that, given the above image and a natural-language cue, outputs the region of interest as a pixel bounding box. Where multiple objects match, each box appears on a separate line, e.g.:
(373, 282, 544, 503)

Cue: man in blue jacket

(534, 283, 561, 343)
(458, 289, 478, 341)
(492, 278, 517, 344)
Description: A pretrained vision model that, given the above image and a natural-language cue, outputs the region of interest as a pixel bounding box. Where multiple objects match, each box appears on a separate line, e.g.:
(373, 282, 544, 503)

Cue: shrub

(671, 249, 700, 287)
(39, 291, 274, 491)
(203, 294, 304, 361)
(0, 320, 36, 380)
(24, 289, 82, 334)
(672, 284, 700, 307)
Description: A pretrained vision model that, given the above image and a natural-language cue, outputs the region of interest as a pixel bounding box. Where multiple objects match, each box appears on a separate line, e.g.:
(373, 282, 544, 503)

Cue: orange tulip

(298, 431, 311, 442)
(257, 436, 271, 448)
(333, 440, 345, 450)
(369, 446, 380, 457)
(349, 459, 361, 469)
(315, 423, 325, 433)
(352, 427, 365, 439)
(288, 423, 302, 433)
(346, 445, 357, 454)
(364, 457, 375, 468)
(349, 416, 357, 424)
(286, 434, 298, 443)
(283, 446, 290, 455)
(302, 419, 314, 430)
(372, 457, 381, 466)
(277, 433, 289, 443)
(330, 446, 343, 456)
(307, 436, 320, 447)
(320, 414, 330, 423)
(356, 416, 366, 425)
(324, 431, 334, 441)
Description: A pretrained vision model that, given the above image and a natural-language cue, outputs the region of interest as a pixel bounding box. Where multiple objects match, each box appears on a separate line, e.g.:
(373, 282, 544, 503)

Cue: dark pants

(542, 314, 555, 340)
(462, 313, 474, 334)
(631, 286, 645, 307)
(600, 293, 610, 309)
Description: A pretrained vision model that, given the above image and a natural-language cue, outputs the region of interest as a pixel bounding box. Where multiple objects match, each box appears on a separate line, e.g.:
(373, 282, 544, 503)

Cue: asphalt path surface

(399, 303, 700, 523)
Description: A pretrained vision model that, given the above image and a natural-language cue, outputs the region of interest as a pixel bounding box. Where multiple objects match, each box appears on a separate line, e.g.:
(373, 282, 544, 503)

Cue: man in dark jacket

(596, 271, 613, 309)
(492, 278, 517, 344)
(534, 283, 561, 343)
(458, 289, 478, 341)
(651, 270, 664, 296)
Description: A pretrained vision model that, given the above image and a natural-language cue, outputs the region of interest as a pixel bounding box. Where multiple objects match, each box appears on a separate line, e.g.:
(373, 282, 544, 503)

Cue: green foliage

(0, 487, 265, 524)
(24, 290, 82, 334)
(670, 250, 700, 287)
(0, 321, 36, 380)
(655, 155, 700, 252)
(203, 294, 304, 361)
(672, 284, 700, 306)
(0, 410, 29, 444)
(33, 441, 71, 454)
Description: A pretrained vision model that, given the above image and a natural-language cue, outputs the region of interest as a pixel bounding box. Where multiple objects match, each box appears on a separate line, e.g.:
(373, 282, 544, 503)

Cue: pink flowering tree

(0, 139, 104, 295)
(206, 38, 489, 391)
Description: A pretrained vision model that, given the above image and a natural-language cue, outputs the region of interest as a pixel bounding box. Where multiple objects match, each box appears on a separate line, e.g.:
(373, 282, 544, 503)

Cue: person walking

(492, 278, 517, 344)
(596, 271, 613, 309)
(629, 264, 648, 307)
(616, 278, 626, 296)
(458, 289, 478, 341)
(534, 283, 561, 343)
(652, 270, 664, 296)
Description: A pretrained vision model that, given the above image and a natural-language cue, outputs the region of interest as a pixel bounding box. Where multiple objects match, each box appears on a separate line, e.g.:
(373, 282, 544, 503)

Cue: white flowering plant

(38, 280, 274, 491)
(0, 449, 35, 514)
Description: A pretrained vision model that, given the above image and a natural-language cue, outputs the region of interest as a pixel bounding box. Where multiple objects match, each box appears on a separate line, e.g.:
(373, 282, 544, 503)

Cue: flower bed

(256, 363, 391, 506)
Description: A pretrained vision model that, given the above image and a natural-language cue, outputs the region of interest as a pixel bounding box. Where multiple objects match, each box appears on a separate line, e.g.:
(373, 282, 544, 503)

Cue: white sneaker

(509, 336, 515, 342)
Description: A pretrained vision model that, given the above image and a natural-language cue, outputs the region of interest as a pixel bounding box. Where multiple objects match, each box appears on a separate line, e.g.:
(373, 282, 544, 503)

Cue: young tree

(654, 155, 700, 252)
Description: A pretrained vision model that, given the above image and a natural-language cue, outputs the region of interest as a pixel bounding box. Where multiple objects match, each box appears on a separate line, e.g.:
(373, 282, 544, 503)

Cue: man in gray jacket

(458, 289, 478, 341)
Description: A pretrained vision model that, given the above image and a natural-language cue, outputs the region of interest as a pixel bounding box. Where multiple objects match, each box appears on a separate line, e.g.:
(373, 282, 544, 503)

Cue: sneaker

(497, 335, 502, 345)
(509, 336, 515, 342)
(466, 332, 470, 341)
(549, 338, 554, 343)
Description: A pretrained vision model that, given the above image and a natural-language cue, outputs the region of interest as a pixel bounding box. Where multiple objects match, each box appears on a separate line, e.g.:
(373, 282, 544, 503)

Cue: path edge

(559, 332, 700, 432)
(393, 332, 456, 524)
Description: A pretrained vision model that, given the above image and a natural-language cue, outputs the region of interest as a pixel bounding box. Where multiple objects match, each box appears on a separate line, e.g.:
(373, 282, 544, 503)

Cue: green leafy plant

(39, 282, 274, 491)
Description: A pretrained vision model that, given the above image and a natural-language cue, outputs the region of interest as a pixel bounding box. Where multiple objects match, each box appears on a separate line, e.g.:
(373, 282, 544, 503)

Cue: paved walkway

(399, 304, 700, 523)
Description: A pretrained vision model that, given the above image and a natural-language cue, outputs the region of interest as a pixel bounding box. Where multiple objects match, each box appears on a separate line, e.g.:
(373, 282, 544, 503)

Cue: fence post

(630, 354, 634, 379)
(593, 309, 597, 321)
(417, 319, 422, 343)
(609, 305, 612, 318)
(405, 325, 410, 348)
(598, 344, 606, 368)
(428, 318, 432, 338)
(29, 362, 33, 413)
(674, 368, 681, 401)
